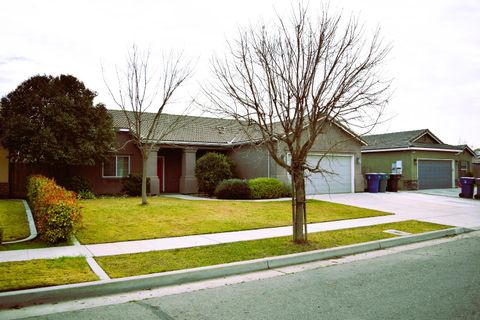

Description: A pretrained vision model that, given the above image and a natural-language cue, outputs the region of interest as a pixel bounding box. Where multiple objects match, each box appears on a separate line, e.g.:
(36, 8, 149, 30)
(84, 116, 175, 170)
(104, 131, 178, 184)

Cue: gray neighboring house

(82, 110, 365, 195)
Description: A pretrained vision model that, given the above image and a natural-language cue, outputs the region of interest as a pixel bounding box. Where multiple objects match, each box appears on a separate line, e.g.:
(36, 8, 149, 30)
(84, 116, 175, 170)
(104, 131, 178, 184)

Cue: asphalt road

(27, 232, 480, 320)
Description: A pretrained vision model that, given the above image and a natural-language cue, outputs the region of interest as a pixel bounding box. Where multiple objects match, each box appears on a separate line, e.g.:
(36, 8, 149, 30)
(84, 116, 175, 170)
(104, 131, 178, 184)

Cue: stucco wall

(362, 149, 475, 190)
(229, 145, 271, 179)
(362, 151, 413, 190)
(76, 132, 143, 195)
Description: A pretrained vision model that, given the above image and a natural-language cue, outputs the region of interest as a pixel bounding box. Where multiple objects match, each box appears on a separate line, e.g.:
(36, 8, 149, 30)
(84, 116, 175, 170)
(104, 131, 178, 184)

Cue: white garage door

(304, 154, 353, 195)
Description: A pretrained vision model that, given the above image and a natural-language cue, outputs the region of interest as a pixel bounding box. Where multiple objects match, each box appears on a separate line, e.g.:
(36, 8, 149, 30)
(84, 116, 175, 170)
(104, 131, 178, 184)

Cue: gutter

(361, 147, 465, 153)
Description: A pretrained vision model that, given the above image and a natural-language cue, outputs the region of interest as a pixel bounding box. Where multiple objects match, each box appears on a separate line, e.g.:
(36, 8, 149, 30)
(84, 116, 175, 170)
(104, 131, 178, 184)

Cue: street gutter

(0, 226, 471, 309)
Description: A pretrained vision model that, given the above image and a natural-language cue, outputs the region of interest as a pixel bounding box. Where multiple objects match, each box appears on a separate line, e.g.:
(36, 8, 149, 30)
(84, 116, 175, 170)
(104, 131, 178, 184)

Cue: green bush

(215, 179, 252, 199)
(58, 175, 93, 194)
(248, 177, 288, 199)
(122, 174, 150, 196)
(77, 190, 96, 200)
(195, 153, 234, 196)
(27, 175, 81, 244)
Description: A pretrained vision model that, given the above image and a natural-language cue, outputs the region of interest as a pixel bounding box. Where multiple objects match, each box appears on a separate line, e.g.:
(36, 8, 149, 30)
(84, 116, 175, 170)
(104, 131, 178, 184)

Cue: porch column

(146, 149, 160, 195)
(179, 147, 198, 194)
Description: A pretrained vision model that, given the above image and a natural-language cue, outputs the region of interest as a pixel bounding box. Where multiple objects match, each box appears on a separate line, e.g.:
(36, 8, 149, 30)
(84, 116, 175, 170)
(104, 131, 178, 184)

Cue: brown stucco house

(361, 129, 476, 190)
(5, 110, 365, 197)
(74, 110, 366, 196)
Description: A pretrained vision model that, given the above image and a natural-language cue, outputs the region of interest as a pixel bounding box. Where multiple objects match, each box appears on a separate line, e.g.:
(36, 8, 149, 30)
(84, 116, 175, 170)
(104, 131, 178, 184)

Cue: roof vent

(216, 126, 226, 134)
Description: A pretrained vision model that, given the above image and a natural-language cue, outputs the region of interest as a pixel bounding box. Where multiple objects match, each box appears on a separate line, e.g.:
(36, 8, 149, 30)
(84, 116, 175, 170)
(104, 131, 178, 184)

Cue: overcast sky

(1, 0, 479, 148)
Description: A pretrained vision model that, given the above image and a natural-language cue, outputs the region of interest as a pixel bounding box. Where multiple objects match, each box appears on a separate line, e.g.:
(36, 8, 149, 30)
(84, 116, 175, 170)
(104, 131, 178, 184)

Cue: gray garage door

(304, 155, 353, 195)
(418, 160, 453, 189)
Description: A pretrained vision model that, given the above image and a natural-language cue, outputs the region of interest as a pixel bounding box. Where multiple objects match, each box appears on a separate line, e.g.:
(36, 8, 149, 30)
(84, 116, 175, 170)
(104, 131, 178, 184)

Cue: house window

(103, 156, 130, 178)
(460, 160, 469, 173)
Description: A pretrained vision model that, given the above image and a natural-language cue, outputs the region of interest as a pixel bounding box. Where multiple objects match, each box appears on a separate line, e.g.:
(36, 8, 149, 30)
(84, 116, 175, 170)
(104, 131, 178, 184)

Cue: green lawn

(0, 199, 29, 242)
(0, 257, 99, 292)
(96, 220, 451, 278)
(76, 197, 392, 244)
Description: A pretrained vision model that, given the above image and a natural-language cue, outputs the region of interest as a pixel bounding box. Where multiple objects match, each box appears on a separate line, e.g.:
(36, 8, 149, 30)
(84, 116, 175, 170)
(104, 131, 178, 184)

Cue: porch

(147, 147, 230, 194)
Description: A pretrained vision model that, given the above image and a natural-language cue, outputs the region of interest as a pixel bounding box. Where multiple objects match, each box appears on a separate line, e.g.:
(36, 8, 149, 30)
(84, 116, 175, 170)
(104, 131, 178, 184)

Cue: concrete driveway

(312, 191, 480, 229)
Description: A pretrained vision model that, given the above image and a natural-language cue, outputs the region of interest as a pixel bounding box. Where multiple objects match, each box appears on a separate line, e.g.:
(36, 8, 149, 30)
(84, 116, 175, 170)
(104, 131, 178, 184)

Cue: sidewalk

(2, 191, 479, 264)
(0, 214, 404, 263)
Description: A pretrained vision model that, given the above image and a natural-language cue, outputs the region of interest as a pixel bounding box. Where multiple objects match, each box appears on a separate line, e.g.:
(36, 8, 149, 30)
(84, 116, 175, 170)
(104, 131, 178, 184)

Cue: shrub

(122, 174, 150, 196)
(195, 153, 234, 196)
(248, 177, 288, 199)
(77, 190, 96, 200)
(27, 175, 81, 244)
(215, 179, 252, 199)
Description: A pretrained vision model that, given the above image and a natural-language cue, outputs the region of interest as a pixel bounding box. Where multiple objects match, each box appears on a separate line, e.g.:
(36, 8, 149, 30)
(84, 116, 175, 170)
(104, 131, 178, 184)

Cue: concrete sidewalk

(1, 191, 478, 264)
(0, 214, 404, 263)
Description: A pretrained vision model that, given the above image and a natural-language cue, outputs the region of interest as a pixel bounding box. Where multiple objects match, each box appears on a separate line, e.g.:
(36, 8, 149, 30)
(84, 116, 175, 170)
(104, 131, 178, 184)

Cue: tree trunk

(292, 168, 306, 243)
(141, 154, 148, 205)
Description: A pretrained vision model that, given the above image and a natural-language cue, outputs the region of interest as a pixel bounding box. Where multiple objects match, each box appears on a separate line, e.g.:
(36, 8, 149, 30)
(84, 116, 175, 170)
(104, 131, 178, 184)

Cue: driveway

(312, 191, 480, 228)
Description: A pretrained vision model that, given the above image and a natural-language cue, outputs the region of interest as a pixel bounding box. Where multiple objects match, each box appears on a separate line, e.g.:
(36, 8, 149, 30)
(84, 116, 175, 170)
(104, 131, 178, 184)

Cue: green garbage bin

(378, 173, 388, 193)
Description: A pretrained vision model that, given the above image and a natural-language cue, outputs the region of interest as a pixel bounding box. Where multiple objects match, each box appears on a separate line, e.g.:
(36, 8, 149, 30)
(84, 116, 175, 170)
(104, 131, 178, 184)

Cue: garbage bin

(365, 173, 381, 193)
(387, 174, 402, 192)
(475, 178, 480, 200)
(459, 177, 475, 198)
(378, 173, 389, 193)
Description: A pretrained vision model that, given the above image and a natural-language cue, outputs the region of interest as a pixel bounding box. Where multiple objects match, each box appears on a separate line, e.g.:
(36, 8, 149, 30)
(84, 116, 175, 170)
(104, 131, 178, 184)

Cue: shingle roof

(362, 129, 467, 152)
(108, 109, 259, 146)
(108, 109, 366, 147)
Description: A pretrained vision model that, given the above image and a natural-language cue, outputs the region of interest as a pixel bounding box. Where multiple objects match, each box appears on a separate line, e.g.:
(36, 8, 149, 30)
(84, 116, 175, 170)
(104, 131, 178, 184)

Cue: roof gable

(362, 129, 473, 154)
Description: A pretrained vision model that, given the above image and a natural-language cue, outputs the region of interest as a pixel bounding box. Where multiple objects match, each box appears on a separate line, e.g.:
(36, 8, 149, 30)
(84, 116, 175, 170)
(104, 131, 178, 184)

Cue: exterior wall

(272, 123, 364, 192)
(473, 162, 480, 178)
(362, 149, 475, 190)
(362, 151, 414, 190)
(77, 132, 143, 195)
(229, 145, 271, 179)
(0, 146, 8, 196)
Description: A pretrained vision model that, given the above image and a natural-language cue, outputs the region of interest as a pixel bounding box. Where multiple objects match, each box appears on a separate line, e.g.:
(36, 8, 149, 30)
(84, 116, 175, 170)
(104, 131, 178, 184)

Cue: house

(73, 110, 365, 196)
(0, 145, 8, 197)
(5, 110, 365, 197)
(361, 129, 476, 190)
(473, 150, 480, 178)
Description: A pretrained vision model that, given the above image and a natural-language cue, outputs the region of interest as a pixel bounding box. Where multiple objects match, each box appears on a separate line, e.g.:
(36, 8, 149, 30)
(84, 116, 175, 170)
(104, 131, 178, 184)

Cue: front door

(157, 156, 165, 192)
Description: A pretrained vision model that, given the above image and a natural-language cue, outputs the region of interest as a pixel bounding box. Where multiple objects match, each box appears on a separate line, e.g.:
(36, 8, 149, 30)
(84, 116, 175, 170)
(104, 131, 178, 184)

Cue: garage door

(418, 160, 452, 189)
(304, 155, 353, 195)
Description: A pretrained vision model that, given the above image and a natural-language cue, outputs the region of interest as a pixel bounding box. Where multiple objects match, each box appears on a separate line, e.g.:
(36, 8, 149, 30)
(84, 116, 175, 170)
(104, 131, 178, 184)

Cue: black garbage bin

(475, 178, 480, 200)
(387, 174, 402, 192)
(378, 173, 388, 192)
(459, 177, 475, 198)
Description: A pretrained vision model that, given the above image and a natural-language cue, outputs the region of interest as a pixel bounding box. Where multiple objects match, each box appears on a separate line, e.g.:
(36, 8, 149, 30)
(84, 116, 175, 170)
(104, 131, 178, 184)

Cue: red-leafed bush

(27, 175, 82, 243)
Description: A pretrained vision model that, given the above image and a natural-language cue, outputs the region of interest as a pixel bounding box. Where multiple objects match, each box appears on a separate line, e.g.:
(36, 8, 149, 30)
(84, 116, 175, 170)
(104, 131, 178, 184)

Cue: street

(23, 231, 480, 320)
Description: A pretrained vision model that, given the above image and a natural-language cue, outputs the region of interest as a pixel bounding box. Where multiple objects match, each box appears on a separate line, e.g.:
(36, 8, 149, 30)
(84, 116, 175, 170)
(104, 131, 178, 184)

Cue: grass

(0, 238, 73, 251)
(76, 197, 391, 244)
(0, 257, 99, 292)
(0, 199, 29, 241)
(95, 220, 451, 278)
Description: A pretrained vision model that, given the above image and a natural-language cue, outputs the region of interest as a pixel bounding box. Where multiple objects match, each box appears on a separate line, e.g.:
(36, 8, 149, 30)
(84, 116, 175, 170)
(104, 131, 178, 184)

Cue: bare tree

(206, 5, 391, 242)
(104, 45, 192, 205)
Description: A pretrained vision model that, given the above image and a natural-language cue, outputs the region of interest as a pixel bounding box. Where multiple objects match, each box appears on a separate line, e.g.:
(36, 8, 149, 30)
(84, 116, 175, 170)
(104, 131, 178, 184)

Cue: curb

(2, 200, 37, 245)
(0, 227, 469, 309)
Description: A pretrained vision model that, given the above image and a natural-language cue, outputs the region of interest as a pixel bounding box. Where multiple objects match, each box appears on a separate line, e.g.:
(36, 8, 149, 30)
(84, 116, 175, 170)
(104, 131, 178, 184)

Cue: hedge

(248, 177, 289, 199)
(27, 175, 82, 244)
(215, 179, 251, 199)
